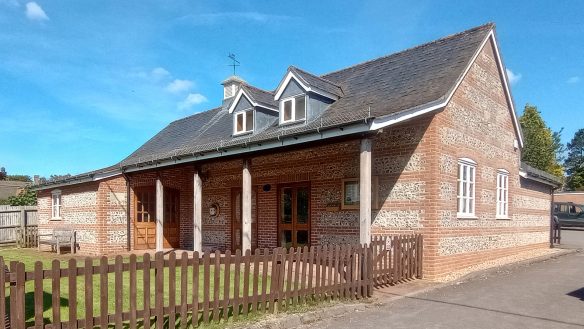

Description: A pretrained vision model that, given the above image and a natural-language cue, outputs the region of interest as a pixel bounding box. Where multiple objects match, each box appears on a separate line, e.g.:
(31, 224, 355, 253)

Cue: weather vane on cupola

(228, 53, 240, 75)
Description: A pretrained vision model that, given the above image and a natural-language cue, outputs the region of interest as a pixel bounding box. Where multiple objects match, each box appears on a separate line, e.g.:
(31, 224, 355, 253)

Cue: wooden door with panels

(231, 187, 258, 252)
(278, 183, 310, 249)
(134, 187, 156, 250)
(163, 187, 180, 249)
(133, 186, 181, 250)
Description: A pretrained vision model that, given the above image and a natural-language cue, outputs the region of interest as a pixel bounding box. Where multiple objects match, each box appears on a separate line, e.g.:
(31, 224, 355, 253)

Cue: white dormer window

(281, 95, 306, 124)
(234, 110, 254, 135)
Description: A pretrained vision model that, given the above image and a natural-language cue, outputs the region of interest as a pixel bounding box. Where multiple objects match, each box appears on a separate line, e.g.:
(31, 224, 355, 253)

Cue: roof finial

(228, 53, 240, 76)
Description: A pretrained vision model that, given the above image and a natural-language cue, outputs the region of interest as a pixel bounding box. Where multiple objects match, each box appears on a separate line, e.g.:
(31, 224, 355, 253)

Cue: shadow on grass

(3, 291, 69, 327)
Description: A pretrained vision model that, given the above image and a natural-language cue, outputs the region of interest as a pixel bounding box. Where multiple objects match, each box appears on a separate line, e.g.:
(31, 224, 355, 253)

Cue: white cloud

(567, 76, 580, 84)
(165, 79, 194, 94)
(151, 67, 170, 80)
(25, 2, 49, 21)
(178, 93, 207, 110)
(179, 12, 295, 26)
(506, 68, 521, 85)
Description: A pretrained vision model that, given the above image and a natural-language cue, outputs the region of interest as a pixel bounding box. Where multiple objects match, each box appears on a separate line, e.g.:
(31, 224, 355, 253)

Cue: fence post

(367, 244, 373, 297)
(20, 207, 26, 231)
(417, 234, 424, 279)
(0, 257, 6, 329)
(9, 262, 25, 329)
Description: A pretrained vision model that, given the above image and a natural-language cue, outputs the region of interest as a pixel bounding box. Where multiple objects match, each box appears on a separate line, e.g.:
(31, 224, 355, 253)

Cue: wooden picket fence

(0, 205, 37, 246)
(370, 234, 423, 286)
(0, 235, 422, 328)
(0, 243, 379, 329)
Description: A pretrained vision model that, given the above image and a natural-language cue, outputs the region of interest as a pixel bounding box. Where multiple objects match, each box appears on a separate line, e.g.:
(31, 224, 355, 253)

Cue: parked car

(553, 202, 584, 227)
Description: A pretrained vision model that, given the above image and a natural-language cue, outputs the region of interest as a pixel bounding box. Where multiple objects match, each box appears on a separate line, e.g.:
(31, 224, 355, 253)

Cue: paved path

(560, 228, 584, 250)
(306, 233, 584, 329)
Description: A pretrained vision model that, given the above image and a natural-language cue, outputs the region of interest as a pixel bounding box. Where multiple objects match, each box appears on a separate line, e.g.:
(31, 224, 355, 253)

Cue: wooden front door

(134, 186, 180, 250)
(163, 187, 180, 249)
(278, 183, 310, 249)
(134, 187, 156, 250)
(231, 187, 257, 252)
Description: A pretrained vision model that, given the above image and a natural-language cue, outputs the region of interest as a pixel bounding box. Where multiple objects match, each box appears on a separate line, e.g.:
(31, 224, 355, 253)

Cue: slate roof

(521, 163, 563, 187)
(288, 66, 343, 98)
(37, 23, 499, 187)
(321, 24, 492, 118)
(119, 23, 493, 166)
(240, 84, 277, 109)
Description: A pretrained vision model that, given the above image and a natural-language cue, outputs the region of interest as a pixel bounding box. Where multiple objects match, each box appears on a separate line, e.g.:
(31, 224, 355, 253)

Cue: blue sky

(0, 1, 582, 177)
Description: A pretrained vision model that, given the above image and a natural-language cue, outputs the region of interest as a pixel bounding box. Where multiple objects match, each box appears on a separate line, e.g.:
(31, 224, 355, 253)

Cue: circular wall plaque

(209, 203, 220, 217)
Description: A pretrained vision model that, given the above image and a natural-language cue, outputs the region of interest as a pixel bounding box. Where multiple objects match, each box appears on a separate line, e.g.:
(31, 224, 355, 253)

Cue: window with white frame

(496, 169, 509, 218)
(457, 158, 476, 217)
(51, 190, 62, 219)
(234, 110, 254, 135)
(281, 94, 306, 124)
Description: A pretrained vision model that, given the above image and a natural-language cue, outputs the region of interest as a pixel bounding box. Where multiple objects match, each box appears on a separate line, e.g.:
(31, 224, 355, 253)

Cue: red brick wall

(554, 192, 584, 204)
(37, 175, 127, 255)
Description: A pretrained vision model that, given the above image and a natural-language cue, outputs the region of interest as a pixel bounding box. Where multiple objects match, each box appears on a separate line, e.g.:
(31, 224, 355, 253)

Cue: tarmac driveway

(309, 232, 584, 329)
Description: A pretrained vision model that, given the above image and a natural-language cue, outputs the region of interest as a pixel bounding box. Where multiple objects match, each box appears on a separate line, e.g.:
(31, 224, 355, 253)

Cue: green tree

(565, 128, 584, 190)
(0, 167, 5, 180)
(7, 187, 37, 206)
(38, 174, 72, 184)
(5, 175, 32, 182)
(519, 104, 564, 178)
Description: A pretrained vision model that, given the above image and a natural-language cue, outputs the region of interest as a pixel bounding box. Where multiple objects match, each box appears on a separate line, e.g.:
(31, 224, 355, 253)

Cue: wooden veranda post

(193, 169, 203, 253)
(155, 178, 164, 252)
(360, 138, 372, 246)
(242, 159, 252, 253)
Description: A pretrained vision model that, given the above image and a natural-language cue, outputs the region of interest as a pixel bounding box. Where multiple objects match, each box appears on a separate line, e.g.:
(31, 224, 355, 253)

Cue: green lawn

(1, 248, 271, 328)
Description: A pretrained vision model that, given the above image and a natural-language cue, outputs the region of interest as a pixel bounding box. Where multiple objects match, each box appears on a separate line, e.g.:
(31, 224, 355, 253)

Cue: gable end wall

(428, 37, 552, 278)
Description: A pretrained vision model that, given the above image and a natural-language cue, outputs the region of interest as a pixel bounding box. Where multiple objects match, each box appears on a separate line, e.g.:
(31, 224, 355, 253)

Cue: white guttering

(32, 169, 123, 191)
(519, 170, 561, 187)
(123, 121, 371, 174)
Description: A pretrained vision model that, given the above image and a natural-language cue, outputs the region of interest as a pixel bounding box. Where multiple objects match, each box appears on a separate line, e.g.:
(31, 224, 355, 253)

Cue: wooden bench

(37, 227, 77, 254)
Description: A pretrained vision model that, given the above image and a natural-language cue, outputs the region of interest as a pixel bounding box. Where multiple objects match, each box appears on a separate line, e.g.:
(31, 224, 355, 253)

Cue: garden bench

(37, 227, 77, 254)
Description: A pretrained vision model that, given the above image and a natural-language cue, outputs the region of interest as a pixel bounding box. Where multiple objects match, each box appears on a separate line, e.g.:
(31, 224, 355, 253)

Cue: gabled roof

(228, 84, 277, 113)
(38, 23, 519, 188)
(273, 66, 343, 100)
(323, 23, 491, 120)
(117, 23, 496, 167)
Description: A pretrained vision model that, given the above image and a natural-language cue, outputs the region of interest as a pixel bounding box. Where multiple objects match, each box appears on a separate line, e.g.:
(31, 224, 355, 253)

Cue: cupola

(221, 75, 245, 100)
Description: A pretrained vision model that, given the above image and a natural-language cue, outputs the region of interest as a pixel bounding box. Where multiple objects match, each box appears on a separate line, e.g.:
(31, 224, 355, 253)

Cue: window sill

(50, 217, 62, 221)
(457, 214, 478, 220)
(279, 119, 306, 127)
(233, 130, 253, 137)
(496, 216, 511, 220)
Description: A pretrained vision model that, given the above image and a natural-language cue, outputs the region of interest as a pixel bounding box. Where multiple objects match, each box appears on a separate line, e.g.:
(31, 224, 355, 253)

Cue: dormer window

(234, 110, 254, 135)
(281, 95, 306, 124)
